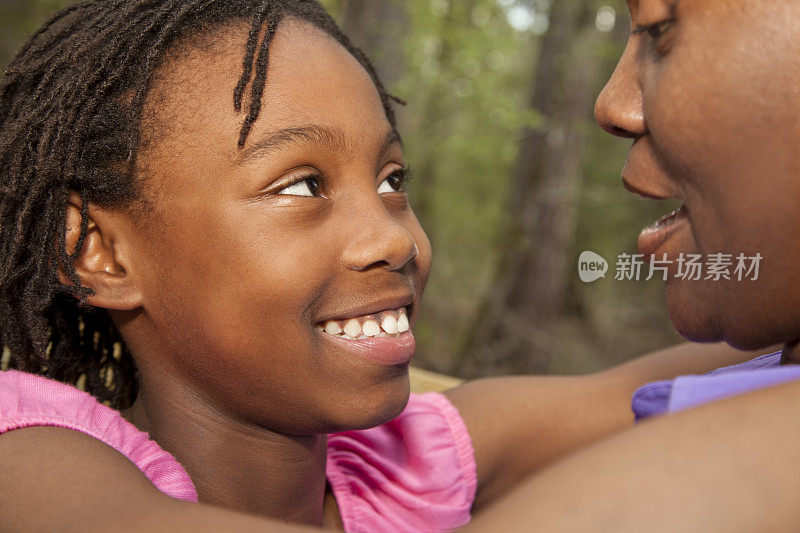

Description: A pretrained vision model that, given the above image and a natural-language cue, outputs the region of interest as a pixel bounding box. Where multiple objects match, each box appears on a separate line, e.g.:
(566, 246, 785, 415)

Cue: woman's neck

(780, 340, 800, 365)
(121, 377, 329, 527)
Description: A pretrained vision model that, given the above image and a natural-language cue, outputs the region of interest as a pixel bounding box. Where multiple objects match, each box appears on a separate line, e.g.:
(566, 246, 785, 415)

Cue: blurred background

(0, 0, 684, 379)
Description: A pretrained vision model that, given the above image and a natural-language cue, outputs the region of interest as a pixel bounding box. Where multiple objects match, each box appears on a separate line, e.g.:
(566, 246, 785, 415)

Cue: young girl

(0, 1, 773, 531)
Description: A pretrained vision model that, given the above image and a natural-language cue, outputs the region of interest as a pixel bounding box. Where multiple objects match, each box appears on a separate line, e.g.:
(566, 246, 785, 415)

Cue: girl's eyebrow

(236, 125, 403, 165)
(380, 128, 404, 155)
(236, 124, 345, 164)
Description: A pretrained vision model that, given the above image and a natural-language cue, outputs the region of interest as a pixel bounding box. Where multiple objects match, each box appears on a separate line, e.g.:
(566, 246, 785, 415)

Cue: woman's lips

(638, 205, 689, 257)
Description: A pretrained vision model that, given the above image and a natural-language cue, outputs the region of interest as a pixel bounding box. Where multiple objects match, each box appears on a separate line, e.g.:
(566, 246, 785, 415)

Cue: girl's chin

(318, 373, 411, 433)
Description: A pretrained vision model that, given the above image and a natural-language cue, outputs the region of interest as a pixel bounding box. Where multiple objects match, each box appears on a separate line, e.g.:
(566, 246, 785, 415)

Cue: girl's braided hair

(0, 0, 401, 410)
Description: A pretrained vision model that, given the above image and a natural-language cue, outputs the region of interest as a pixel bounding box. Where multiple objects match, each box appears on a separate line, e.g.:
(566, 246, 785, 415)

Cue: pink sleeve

(326, 392, 477, 533)
(0, 370, 197, 502)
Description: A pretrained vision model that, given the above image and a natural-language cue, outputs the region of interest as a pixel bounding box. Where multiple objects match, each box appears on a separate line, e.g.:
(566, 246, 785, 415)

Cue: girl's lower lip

(319, 330, 416, 366)
(638, 205, 689, 257)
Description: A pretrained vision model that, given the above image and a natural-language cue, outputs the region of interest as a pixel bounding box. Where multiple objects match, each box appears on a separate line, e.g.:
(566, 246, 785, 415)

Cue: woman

(468, 1, 800, 530)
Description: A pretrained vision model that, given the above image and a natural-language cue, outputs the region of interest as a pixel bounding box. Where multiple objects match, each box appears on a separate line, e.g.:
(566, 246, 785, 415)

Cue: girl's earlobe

(58, 192, 143, 311)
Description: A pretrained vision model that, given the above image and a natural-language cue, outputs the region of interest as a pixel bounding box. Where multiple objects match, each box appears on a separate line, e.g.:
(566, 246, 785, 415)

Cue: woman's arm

(446, 341, 778, 509)
(0, 426, 322, 533)
(466, 376, 800, 532)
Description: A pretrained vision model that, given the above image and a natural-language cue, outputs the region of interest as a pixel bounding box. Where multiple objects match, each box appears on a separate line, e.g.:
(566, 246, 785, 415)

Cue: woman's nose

(594, 43, 647, 138)
(341, 202, 418, 273)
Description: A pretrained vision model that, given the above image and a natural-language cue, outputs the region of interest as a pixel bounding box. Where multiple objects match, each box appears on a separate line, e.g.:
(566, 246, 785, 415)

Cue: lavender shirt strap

(632, 351, 800, 422)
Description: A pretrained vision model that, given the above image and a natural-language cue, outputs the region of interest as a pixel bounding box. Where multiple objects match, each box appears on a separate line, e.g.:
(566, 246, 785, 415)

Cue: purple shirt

(632, 351, 800, 421)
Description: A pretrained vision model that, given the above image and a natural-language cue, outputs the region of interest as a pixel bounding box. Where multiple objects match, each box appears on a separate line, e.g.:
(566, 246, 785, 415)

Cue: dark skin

(594, 0, 800, 355)
(0, 12, 785, 532)
(89, 19, 431, 526)
(467, 1, 800, 529)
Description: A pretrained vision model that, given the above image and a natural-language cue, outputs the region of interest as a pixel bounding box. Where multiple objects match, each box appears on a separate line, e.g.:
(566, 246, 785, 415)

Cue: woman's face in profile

(595, 0, 800, 350)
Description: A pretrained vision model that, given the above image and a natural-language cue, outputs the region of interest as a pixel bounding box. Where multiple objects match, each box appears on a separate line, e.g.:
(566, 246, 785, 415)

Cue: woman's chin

(665, 281, 724, 343)
(665, 280, 784, 350)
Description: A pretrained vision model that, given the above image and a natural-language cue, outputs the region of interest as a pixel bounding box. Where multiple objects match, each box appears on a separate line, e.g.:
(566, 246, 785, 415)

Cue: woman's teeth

(316, 307, 410, 340)
(645, 204, 688, 232)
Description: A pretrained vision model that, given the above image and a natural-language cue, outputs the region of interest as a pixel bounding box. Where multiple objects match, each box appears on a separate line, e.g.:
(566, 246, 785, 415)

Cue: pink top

(0, 370, 477, 532)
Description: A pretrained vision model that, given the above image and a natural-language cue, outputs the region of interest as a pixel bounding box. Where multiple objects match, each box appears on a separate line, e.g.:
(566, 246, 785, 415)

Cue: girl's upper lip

(316, 293, 414, 323)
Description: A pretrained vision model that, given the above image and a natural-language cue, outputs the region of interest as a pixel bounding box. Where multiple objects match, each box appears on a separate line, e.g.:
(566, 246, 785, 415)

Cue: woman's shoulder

(326, 391, 477, 533)
(0, 369, 197, 501)
(632, 350, 800, 421)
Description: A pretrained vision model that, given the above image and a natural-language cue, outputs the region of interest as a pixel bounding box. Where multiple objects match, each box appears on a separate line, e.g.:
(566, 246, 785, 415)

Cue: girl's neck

(121, 378, 330, 527)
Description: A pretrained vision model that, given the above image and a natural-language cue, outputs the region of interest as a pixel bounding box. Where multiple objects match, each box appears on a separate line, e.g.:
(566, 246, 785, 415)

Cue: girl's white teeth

(324, 321, 342, 335)
(381, 315, 398, 334)
(319, 307, 409, 339)
(362, 320, 381, 337)
(343, 319, 362, 338)
(397, 313, 409, 333)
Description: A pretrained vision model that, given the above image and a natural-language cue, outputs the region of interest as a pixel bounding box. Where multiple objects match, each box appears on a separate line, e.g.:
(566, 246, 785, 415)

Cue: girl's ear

(58, 192, 143, 311)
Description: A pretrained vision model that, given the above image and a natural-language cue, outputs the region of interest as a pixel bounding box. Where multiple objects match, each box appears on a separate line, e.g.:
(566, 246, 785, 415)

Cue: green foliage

(0, 0, 75, 67)
(392, 1, 533, 369)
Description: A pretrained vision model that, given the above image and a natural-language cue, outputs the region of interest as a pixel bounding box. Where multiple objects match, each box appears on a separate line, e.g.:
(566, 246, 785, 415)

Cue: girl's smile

(315, 305, 416, 366)
(112, 17, 432, 436)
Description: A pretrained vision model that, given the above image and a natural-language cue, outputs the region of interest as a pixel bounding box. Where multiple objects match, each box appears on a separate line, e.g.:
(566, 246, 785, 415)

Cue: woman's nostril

(612, 125, 636, 138)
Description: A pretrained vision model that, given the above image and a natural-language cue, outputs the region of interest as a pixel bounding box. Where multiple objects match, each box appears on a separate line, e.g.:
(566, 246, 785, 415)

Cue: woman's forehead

(629, 0, 780, 16)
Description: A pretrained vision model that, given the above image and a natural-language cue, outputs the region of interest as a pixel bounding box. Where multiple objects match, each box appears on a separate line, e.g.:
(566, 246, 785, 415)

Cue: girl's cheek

(414, 227, 433, 289)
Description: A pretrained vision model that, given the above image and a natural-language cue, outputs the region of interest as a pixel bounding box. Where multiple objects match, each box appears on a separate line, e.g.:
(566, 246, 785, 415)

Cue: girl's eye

(276, 177, 322, 197)
(377, 169, 410, 194)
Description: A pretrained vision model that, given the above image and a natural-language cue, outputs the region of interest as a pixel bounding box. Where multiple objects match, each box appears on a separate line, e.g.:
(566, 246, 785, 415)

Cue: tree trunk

(339, 0, 407, 89)
(460, 1, 606, 374)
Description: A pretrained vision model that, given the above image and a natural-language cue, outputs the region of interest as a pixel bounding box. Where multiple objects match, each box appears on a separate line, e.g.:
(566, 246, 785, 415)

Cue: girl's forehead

(135, 18, 395, 206)
(146, 18, 389, 154)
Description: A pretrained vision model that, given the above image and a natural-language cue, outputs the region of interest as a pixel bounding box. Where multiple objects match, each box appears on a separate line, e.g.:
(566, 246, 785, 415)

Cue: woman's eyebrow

(236, 125, 403, 165)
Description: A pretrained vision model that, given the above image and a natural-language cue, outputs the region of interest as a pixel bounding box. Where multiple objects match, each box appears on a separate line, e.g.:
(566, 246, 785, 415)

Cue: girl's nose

(341, 204, 418, 273)
(594, 43, 647, 138)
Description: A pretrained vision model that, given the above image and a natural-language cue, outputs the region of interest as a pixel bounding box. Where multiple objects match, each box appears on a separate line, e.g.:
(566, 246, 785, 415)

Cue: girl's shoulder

(0, 369, 197, 501)
(0, 371, 478, 531)
(327, 391, 478, 533)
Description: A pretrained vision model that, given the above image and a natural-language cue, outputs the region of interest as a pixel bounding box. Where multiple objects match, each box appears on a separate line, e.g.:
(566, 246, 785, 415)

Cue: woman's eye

(645, 19, 673, 41)
(276, 177, 321, 197)
(377, 171, 408, 194)
(633, 14, 677, 56)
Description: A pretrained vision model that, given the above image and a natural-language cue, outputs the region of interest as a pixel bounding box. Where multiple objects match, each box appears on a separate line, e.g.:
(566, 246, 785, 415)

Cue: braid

(233, 1, 271, 112)
(238, 2, 284, 146)
(0, 0, 401, 410)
